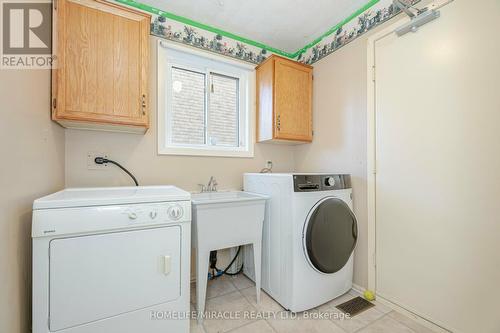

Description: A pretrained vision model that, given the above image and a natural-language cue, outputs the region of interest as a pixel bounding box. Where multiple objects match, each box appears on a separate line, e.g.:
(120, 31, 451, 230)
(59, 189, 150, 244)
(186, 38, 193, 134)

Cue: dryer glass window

(304, 198, 357, 274)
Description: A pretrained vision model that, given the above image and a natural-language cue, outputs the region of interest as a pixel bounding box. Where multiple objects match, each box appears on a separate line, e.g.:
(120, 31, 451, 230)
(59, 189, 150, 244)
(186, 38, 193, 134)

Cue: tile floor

(190, 274, 435, 333)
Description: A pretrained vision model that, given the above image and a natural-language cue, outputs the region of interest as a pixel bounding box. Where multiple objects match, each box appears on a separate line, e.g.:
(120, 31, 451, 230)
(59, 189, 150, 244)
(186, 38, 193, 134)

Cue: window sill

(158, 146, 254, 158)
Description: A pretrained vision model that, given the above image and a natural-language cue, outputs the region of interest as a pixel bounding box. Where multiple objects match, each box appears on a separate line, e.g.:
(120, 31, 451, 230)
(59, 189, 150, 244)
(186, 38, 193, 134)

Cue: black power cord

(215, 246, 243, 277)
(94, 157, 139, 186)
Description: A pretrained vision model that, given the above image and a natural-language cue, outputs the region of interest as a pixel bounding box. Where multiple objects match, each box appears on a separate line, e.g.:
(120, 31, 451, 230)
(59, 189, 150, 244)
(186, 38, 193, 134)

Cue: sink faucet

(198, 176, 218, 192)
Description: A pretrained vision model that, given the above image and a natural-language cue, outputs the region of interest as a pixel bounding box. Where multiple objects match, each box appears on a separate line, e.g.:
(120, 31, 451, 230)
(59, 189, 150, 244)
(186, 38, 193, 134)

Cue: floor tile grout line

(263, 318, 279, 333)
(224, 318, 273, 333)
(351, 312, 421, 333)
(328, 318, 349, 333)
(385, 312, 424, 333)
(351, 312, 390, 333)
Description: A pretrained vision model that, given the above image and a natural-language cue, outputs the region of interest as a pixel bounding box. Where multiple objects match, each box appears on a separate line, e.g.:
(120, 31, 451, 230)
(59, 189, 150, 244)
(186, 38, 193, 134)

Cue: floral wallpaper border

(298, 0, 420, 64)
(150, 15, 271, 65)
(117, 0, 420, 65)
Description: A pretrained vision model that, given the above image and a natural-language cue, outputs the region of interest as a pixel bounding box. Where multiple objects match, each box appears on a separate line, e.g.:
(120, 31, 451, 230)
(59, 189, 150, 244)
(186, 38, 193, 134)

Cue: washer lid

(33, 186, 191, 209)
(304, 197, 358, 274)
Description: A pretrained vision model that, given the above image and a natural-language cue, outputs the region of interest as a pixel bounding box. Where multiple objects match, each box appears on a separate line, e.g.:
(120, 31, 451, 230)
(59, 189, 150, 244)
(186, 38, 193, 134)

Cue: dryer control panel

(32, 200, 191, 237)
(293, 174, 351, 192)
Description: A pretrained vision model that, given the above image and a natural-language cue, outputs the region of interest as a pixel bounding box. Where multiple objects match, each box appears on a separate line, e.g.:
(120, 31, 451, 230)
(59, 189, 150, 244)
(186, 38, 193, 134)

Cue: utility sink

(191, 190, 268, 205)
(191, 191, 268, 324)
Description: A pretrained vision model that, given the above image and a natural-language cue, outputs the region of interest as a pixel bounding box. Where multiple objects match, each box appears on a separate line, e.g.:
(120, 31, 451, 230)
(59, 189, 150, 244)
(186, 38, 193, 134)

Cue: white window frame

(157, 40, 255, 157)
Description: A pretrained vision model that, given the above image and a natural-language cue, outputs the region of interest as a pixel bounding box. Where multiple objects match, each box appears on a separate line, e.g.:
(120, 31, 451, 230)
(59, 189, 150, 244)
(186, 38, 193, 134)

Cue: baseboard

(351, 283, 365, 294)
(374, 294, 451, 333)
(349, 283, 450, 332)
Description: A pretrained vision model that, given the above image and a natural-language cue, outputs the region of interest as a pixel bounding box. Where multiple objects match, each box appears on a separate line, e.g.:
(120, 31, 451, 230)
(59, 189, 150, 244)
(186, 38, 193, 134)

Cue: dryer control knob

(168, 205, 183, 220)
(325, 177, 336, 187)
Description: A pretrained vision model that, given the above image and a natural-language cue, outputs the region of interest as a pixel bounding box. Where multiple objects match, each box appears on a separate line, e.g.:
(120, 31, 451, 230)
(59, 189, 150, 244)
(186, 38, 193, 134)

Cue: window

(158, 41, 254, 157)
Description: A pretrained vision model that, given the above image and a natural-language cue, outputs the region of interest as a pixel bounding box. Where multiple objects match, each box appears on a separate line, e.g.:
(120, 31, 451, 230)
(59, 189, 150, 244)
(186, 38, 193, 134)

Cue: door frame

(366, 16, 408, 294)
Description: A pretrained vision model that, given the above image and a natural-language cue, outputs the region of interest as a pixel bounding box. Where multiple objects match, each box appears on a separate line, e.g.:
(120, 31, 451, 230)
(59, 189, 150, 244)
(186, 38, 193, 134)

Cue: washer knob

(128, 212, 138, 220)
(150, 211, 158, 219)
(325, 177, 336, 187)
(168, 205, 183, 220)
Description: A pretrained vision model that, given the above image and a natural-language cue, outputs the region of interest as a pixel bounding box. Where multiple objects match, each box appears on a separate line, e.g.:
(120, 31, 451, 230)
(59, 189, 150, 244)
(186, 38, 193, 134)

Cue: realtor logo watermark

(1, 0, 55, 69)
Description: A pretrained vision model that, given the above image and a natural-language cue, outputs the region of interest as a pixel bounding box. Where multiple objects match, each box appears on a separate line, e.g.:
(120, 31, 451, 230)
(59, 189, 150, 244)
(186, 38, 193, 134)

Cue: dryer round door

(303, 197, 358, 274)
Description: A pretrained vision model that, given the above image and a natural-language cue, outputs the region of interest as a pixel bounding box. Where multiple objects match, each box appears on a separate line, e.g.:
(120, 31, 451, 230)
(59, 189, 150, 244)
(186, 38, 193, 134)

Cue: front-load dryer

(32, 186, 191, 333)
(243, 173, 357, 312)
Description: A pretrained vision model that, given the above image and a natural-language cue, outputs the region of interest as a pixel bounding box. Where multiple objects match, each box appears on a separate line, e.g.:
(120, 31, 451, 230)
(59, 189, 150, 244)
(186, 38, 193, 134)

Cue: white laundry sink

(191, 190, 268, 252)
(191, 191, 268, 323)
(191, 190, 268, 205)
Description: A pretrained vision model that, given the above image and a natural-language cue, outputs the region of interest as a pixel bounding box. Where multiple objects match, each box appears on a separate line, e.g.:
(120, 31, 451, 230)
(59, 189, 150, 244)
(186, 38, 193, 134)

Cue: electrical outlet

(87, 152, 109, 170)
(265, 160, 273, 169)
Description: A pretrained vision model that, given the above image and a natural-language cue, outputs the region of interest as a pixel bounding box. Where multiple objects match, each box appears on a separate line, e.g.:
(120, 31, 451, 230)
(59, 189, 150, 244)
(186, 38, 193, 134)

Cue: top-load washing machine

(243, 173, 357, 312)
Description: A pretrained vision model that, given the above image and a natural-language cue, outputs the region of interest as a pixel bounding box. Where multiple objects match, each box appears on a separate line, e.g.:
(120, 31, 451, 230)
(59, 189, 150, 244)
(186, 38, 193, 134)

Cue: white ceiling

(140, 0, 370, 53)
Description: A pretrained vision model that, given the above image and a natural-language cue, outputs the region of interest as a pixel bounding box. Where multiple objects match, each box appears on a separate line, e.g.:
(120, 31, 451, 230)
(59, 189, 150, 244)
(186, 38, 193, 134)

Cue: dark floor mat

(336, 296, 374, 317)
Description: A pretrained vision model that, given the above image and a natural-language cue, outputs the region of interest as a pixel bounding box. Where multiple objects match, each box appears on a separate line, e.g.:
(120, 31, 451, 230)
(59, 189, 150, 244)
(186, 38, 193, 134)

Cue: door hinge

(54, 0, 57, 10)
(52, 98, 56, 109)
(372, 65, 376, 82)
(276, 114, 281, 131)
(141, 94, 146, 115)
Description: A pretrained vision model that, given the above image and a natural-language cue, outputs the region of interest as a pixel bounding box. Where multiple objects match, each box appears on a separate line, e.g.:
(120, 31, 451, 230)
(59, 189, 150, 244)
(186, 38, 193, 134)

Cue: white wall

(293, 38, 369, 288)
(65, 38, 296, 190)
(0, 70, 65, 333)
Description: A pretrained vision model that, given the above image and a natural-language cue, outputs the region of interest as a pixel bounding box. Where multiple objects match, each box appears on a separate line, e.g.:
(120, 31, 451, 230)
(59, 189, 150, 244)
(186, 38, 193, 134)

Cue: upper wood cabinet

(52, 0, 150, 133)
(256, 55, 313, 143)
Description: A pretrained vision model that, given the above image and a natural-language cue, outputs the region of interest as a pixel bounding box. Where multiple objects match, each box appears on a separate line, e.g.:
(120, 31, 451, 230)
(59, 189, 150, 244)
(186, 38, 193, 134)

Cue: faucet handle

(197, 184, 207, 192)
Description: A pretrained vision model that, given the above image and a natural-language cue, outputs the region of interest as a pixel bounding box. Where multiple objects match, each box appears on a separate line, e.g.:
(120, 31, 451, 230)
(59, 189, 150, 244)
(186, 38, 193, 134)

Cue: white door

(374, 1, 500, 332)
(49, 226, 181, 331)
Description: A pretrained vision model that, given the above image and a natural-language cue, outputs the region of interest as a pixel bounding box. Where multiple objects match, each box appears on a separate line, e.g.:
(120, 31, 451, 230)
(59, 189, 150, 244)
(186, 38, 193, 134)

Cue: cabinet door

(53, 0, 149, 128)
(274, 58, 312, 142)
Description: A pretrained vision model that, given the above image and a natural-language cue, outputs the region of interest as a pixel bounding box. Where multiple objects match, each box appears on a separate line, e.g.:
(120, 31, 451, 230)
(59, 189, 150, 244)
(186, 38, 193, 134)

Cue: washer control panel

(293, 174, 351, 192)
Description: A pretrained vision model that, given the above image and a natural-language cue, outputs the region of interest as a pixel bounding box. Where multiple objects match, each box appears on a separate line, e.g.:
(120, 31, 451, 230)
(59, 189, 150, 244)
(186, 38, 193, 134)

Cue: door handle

(163, 255, 171, 275)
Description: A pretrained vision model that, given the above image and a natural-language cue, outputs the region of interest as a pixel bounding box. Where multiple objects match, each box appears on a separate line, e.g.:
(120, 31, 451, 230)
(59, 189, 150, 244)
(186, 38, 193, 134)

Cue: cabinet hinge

(54, 0, 57, 10)
(52, 98, 56, 109)
(371, 65, 376, 82)
(141, 94, 146, 115)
